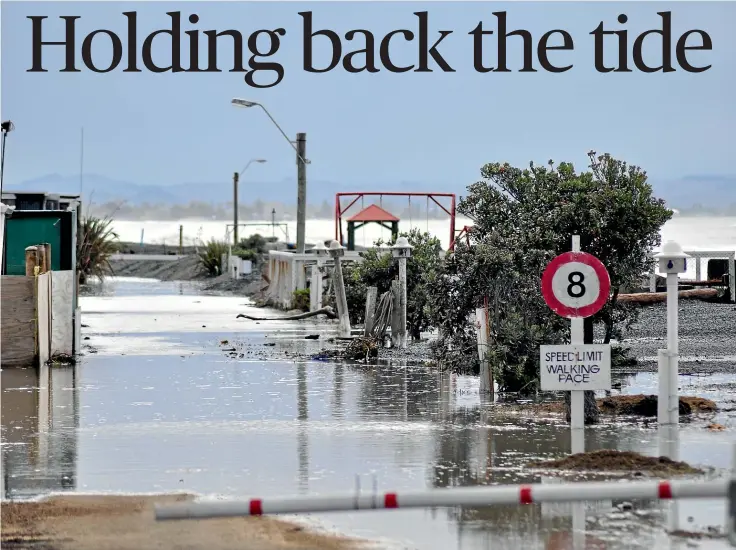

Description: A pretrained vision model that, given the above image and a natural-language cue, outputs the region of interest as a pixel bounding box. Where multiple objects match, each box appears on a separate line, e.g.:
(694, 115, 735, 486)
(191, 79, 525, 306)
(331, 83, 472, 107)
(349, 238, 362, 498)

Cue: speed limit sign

(541, 252, 611, 318)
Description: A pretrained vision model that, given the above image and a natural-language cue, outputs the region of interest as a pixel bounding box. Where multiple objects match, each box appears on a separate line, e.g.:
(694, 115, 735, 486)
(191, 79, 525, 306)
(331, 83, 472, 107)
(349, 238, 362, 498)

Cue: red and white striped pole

(154, 479, 727, 521)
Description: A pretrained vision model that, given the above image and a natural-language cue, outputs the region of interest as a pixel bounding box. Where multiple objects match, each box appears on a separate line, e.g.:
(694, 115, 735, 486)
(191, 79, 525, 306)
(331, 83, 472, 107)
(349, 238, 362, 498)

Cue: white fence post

(729, 252, 736, 303)
(475, 307, 491, 396)
(329, 241, 351, 337)
(309, 264, 322, 311)
(728, 442, 736, 546)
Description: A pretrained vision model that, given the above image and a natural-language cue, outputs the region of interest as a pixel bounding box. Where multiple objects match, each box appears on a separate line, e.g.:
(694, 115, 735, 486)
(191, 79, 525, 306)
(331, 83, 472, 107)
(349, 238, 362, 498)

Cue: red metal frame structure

(454, 225, 474, 247)
(335, 192, 457, 250)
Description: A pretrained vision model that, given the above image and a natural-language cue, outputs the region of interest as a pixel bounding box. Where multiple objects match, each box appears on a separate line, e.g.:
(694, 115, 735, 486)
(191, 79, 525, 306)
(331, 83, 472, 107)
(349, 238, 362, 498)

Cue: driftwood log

(236, 306, 338, 321)
(618, 288, 718, 305)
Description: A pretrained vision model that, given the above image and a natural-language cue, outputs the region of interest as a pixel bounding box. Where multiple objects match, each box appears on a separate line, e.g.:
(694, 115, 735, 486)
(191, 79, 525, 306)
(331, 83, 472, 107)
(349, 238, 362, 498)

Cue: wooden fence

(1, 276, 37, 366)
(1, 271, 75, 367)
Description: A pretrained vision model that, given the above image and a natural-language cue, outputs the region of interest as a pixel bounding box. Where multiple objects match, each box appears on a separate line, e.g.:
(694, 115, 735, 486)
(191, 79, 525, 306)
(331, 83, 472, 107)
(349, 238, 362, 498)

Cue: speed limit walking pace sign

(541, 251, 611, 319)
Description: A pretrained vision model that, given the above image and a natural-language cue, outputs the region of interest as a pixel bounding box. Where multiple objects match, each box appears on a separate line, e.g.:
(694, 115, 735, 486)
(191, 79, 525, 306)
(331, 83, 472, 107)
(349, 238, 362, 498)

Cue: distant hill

(6, 173, 450, 206)
(6, 172, 736, 213)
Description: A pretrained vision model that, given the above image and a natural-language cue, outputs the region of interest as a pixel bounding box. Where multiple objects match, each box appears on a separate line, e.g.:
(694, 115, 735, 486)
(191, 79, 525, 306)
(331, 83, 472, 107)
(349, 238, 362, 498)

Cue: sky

(1, 1, 734, 190)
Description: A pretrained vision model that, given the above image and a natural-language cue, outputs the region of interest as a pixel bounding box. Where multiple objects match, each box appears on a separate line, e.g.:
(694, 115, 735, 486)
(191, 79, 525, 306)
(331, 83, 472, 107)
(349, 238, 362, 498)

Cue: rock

(706, 423, 726, 431)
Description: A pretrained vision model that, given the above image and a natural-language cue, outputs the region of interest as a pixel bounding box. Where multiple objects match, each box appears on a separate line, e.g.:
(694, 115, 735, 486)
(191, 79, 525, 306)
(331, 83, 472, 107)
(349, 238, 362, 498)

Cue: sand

(1, 494, 360, 550)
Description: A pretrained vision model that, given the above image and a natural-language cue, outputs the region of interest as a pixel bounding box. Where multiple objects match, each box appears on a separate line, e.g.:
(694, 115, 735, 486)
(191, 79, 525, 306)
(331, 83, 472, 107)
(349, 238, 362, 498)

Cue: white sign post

(653, 240, 690, 533)
(541, 235, 611, 455)
(653, 241, 689, 432)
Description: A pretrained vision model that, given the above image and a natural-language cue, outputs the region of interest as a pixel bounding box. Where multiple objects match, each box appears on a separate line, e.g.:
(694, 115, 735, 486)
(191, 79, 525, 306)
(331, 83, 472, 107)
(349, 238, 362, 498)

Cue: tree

(426, 152, 672, 424)
(343, 228, 443, 340)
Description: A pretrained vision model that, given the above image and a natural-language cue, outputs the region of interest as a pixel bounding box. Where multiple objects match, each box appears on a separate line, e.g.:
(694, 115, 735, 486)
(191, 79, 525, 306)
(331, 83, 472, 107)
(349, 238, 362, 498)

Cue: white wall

(51, 271, 74, 356)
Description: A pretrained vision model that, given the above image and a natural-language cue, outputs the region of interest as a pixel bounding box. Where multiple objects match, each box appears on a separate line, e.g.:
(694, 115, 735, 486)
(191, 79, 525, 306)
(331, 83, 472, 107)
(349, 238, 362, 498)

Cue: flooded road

(2, 278, 734, 549)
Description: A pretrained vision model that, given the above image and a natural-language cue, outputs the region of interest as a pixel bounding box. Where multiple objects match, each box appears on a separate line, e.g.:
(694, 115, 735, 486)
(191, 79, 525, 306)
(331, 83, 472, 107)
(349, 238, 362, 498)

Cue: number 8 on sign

(541, 252, 611, 318)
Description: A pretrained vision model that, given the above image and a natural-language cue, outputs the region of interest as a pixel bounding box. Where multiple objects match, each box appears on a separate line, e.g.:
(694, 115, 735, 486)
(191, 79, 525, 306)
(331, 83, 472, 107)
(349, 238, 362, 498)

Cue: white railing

(266, 250, 362, 309)
(648, 249, 735, 302)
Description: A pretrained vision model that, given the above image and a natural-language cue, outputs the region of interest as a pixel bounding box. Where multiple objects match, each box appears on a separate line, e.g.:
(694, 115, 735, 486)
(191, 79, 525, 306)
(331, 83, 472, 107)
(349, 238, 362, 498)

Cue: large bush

(426, 152, 672, 422)
(343, 228, 443, 340)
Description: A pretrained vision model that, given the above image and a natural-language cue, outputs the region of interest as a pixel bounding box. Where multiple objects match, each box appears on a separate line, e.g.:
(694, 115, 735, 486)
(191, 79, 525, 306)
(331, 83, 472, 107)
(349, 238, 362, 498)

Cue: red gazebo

(346, 204, 400, 250)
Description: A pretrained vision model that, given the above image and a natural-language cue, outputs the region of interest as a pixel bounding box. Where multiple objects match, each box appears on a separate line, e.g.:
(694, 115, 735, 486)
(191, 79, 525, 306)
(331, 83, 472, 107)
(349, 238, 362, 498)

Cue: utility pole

(233, 172, 239, 246)
(296, 133, 307, 253)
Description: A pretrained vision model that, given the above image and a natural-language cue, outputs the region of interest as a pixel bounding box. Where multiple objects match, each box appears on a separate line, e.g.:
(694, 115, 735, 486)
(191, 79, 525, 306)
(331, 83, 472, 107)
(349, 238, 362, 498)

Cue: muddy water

(2, 278, 734, 549)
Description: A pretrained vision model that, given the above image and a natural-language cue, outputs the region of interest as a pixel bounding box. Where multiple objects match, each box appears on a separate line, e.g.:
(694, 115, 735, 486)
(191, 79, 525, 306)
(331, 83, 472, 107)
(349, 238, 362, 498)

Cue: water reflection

(332, 364, 345, 419)
(1, 365, 79, 500)
(3, 277, 732, 549)
(297, 362, 309, 493)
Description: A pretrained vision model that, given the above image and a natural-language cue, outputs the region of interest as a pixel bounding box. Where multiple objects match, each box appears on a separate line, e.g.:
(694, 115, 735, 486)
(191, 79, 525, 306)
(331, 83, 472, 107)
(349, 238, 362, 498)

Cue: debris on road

(236, 306, 337, 321)
(527, 450, 703, 475)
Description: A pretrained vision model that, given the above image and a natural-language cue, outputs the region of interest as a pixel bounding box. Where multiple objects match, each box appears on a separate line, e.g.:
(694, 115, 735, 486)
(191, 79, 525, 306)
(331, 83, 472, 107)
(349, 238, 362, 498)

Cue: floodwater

(2, 278, 735, 550)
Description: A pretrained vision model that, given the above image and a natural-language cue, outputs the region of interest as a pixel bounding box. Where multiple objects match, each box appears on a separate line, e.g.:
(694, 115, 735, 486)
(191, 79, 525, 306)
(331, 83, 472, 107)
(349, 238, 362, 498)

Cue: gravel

(109, 255, 207, 281)
(285, 300, 736, 373)
(617, 301, 736, 373)
(201, 271, 264, 297)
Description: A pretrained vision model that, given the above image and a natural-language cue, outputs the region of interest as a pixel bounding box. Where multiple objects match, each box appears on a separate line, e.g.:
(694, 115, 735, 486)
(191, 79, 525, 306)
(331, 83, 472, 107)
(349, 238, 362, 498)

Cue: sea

(111, 215, 735, 279)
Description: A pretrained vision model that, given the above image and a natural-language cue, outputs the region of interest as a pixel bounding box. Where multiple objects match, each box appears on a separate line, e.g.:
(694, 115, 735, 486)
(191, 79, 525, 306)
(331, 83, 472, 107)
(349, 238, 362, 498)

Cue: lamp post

(653, 239, 690, 534)
(653, 240, 689, 429)
(1, 120, 15, 198)
(231, 98, 310, 253)
(391, 236, 413, 349)
(328, 240, 350, 337)
(310, 241, 328, 311)
(233, 158, 267, 246)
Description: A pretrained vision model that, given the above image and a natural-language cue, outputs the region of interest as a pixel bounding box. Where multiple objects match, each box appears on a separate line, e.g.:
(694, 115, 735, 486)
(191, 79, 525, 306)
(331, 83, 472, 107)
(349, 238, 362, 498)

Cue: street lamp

(1, 120, 15, 197)
(233, 158, 267, 245)
(240, 158, 267, 176)
(391, 236, 413, 349)
(231, 99, 308, 165)
(231, 98, 310, 254)
(311, 240, 329, 257)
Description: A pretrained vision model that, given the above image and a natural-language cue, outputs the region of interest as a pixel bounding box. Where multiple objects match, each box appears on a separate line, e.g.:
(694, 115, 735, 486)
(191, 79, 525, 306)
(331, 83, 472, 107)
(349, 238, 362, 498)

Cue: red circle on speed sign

(541, 252, 611, 318)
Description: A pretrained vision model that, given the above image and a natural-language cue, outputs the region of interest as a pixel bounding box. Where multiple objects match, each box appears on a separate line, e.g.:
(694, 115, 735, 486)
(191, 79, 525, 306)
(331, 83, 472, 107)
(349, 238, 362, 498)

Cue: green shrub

(292, 288, 310, 311)
(342, 228, 443, 340)
(197, 239, 228, 276)
(231, 248, 258, 261)
(239, 234, 268, 254)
